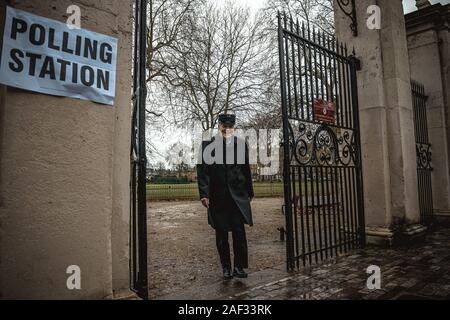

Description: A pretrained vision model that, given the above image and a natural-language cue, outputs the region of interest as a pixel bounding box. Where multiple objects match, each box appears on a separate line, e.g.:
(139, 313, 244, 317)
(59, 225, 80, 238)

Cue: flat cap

(218, 114, 236, 126)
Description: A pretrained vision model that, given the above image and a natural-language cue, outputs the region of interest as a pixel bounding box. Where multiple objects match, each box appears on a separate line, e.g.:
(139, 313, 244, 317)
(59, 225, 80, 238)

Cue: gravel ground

(148, 197, 285, 298)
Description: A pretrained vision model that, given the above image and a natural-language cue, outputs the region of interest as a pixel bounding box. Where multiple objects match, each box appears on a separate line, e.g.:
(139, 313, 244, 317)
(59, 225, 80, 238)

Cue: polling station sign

(0, 6, 118, 105)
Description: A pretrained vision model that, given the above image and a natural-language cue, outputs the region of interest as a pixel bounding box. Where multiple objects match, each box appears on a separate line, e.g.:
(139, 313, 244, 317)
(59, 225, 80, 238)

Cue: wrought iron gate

(411, 80, 433, 224)
(277, 14, 365, 270)
(130, 0, 148, 299)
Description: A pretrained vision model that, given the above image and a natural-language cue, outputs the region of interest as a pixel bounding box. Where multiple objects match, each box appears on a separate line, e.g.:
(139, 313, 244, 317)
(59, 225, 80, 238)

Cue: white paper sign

(0, 6, 118, 105)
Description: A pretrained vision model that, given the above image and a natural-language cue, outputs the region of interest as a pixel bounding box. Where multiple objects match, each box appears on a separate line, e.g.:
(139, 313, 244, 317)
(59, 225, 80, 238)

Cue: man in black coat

(197, 114, 254, 280)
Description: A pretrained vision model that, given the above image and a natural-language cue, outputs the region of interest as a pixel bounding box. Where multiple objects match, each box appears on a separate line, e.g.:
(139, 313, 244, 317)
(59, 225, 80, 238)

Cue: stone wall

(0, 0, 133, 299)
(334, 0, 422, 245)
(406, 3, 450, 217)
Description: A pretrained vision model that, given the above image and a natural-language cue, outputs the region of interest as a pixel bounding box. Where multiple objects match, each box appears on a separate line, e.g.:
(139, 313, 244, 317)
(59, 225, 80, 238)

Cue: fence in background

(147, 182, 284, 201)
(411, 80, 433, 224)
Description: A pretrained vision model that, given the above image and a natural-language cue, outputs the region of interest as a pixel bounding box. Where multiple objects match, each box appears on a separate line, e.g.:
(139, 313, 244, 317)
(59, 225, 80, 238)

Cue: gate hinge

(349, 55, 361, 71)
(139, 155, 148, 165)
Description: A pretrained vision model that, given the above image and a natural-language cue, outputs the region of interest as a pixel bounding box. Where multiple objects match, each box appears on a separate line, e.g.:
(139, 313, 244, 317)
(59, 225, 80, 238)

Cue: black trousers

(215, 220, 248, 269)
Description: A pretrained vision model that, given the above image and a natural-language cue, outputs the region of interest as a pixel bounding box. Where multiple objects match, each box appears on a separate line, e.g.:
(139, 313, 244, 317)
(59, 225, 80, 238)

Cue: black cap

(218, 114, 236, 126)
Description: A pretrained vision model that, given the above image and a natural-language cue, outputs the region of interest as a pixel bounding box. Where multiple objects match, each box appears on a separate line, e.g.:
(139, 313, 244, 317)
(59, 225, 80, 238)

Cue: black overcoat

(197, 135, 254, 230)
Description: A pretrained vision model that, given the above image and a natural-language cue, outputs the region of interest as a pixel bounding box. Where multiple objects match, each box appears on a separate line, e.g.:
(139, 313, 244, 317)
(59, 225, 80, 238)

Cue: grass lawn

(147, 182, 284, 201)
(147, 175, 345, 202)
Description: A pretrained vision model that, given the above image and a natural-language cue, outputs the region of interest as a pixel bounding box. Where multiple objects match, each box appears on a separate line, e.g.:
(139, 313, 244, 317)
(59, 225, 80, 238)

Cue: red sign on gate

(314, 98, 335, 125)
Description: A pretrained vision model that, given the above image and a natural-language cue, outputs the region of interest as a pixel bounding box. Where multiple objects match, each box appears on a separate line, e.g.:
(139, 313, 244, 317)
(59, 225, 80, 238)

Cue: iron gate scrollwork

(336, 0, 358, 36)
(411, 80, 433, 224)
(278, 13, 365, 270)
(130, 0, 148, 300)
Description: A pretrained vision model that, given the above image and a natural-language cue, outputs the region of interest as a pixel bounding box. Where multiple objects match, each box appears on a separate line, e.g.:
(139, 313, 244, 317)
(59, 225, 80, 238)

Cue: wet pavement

(148, 198, 286, 298)
(159, 227, 450, 300)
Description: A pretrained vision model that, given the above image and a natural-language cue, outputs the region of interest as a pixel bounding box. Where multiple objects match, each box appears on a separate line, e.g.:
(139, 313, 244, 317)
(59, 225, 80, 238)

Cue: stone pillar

(0, 0, 134, 299)
(406, 3, 450, 221)
(111, 3, 134, 299)
(334, 0, 425, 245)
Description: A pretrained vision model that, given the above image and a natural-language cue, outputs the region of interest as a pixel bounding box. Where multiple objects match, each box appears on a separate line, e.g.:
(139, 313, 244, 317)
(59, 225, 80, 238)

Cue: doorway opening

(130, 0, 366, 300)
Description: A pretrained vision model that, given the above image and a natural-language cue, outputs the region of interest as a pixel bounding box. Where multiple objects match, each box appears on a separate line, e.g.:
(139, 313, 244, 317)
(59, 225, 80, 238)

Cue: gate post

(349, 55, 366, 247)
(277, 13, 295, 271)
(0, 1, 135, 299)
(130, 0, 149, 300)
(334, 0, 426, 245)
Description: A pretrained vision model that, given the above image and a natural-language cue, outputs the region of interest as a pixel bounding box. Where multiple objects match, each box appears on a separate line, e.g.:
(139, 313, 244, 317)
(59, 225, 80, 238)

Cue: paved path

(159, 227, 450, 300)
(148, 198, 285, 298)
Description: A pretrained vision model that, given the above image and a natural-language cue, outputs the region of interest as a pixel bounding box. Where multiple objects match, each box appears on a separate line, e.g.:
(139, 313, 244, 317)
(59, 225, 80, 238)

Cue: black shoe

(233, 267, 248, 278)
(223, 267, 233, 280)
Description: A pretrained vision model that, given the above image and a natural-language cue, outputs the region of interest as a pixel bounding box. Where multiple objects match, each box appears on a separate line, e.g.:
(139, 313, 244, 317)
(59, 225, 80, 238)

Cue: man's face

(219, 123, 235, 139)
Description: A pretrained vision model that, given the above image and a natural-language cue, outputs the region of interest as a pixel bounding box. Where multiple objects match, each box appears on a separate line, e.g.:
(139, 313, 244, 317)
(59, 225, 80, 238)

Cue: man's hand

(200, 198, 210, 208)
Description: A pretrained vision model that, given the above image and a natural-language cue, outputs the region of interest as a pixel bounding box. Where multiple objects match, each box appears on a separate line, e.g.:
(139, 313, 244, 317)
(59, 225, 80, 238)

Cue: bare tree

(145, 0, 200, 118)
(146, 0, 199, 83)
(143, 0, 200, 157)
(160, 1, 267, 130)
(261, 0, 334, 34)
(242, 0, 336, 131)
